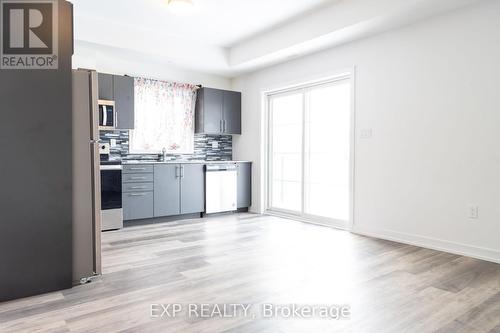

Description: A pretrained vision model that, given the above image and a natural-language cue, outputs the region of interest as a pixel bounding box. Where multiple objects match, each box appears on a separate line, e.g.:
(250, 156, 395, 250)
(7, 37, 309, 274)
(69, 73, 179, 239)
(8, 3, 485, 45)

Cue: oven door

(100, 169, 122, 210)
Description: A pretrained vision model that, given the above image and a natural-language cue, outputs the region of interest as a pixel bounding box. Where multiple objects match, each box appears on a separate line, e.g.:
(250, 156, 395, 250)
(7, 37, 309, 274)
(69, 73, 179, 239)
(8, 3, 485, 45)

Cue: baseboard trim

(352, 226, 500, 264)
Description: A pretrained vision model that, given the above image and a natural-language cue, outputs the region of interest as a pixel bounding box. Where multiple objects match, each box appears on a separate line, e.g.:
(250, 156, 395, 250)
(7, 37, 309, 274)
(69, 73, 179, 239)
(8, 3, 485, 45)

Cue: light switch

(467, 205, 479, 219)
(211, 141, 219, 149)
(360, 128, 373, 139)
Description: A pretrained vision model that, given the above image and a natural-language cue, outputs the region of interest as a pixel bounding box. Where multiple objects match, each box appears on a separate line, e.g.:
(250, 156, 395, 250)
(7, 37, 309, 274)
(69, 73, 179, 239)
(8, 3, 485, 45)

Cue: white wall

(73, 41, 231, 89)
(231, 1, 500, 263)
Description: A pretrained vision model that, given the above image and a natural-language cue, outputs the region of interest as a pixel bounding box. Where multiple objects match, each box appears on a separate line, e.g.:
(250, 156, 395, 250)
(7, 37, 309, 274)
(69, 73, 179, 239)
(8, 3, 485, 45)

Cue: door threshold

(265, 210, 349, 231)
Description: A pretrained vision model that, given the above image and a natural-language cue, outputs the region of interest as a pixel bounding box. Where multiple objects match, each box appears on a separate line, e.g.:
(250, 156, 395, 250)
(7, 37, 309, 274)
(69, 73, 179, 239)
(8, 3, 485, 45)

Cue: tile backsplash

(100, 130, 232, 162)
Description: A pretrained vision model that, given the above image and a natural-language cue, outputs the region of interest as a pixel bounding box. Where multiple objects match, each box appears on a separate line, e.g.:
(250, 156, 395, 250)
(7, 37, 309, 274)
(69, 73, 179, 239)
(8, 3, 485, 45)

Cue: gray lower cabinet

(154, 164, 181, 217)
(123, 162, 248, 221)
(123, 168, 154, 221)
(154, 164, 205, 217)
(180, 164, 205, 214)
(237, 162, 252, 208)
(123, 192, 154, 220)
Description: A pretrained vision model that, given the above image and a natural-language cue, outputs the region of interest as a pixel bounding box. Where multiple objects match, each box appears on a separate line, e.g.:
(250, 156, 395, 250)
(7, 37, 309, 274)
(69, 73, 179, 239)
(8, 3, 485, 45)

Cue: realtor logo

(0, 0, 58, 69)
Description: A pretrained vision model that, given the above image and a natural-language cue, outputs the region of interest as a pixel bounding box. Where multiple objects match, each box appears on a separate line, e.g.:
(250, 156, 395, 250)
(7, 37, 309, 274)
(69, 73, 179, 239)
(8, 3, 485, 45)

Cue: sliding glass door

(267, 78, 352, 226)
(269, 92, 303, 212)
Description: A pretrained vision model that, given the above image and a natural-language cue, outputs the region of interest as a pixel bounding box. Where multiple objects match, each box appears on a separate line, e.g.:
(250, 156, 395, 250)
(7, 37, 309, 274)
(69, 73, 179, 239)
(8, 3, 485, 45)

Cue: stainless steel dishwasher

(205, 164, 238, 214)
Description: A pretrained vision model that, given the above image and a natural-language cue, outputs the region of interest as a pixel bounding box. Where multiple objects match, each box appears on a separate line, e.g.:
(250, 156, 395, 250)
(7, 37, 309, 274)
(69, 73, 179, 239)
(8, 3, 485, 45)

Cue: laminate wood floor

(1, 213, 499, 333)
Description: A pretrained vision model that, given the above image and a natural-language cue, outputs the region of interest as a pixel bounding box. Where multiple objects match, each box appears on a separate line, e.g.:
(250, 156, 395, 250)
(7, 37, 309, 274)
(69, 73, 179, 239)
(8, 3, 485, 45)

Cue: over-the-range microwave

(98, 100, 116, 130)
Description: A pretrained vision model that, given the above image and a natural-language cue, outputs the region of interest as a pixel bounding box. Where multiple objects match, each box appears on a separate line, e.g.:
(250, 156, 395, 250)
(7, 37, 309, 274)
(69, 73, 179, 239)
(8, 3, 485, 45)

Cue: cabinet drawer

(123, 191, 154, 220)
(123, 182, 154, 193)
(123, 165, 154, 174)
(122, 173, 154, 183)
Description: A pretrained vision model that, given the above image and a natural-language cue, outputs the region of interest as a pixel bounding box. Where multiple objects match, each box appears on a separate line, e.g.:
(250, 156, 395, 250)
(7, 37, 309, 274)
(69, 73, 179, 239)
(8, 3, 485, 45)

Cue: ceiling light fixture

(166, 0, 195, 15)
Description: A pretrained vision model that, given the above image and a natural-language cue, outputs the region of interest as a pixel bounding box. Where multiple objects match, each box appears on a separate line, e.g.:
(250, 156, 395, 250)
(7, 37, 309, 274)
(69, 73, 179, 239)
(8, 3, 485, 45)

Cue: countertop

(121, 160, 252, 165)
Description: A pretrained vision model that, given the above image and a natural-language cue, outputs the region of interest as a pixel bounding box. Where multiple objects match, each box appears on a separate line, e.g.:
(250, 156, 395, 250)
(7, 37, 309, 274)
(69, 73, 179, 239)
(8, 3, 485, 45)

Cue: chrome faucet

(161, 147, 167, 161)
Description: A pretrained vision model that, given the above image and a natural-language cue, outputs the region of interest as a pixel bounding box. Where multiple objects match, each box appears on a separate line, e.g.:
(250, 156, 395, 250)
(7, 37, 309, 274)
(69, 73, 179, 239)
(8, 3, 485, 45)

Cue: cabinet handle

(223, 120, 226, 133)
(181, 166, 185, 178)
(129, 167, 146, 171)
(175, 166, 179, 178)
(129, 186, 147, 189)
(129, 193, 147, 196)
(220, 120, 223, 133)
(130, 176, 146, 180)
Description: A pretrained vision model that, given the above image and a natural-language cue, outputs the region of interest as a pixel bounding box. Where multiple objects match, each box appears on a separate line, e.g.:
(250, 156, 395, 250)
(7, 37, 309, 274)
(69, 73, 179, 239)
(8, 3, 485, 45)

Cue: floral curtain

(130, 77, 198, 154)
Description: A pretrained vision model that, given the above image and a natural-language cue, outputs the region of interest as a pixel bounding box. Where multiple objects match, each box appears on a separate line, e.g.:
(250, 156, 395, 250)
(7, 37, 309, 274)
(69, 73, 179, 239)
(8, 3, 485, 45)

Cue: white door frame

(262, 69, 356, 231)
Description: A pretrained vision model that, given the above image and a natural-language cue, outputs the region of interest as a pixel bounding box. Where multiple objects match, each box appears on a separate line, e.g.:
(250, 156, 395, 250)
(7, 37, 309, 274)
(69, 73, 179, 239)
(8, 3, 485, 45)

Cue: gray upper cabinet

(180, 164, 205, 214)
(237, 162, 252, 208)
(113, 75, 135, 129)
(154, 164, 181, 217)
(98, 73, 113, 101)
(223, 90, 241, 134)
(198, 88, 223, 134)
(195, 87, 241, 135)
(98, 73, 135, 129)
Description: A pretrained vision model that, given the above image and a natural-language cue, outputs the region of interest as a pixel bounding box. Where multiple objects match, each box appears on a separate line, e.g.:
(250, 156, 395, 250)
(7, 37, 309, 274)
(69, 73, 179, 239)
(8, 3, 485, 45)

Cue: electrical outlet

(110, 139, 117, 147)
(467, 205, 479, 219)
(211, 141, 219, 149)
(360, 128, 373, 139)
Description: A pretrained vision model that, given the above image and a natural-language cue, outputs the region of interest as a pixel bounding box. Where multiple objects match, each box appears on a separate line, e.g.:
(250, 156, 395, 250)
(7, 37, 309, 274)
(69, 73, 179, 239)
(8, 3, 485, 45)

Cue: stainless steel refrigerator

(72, 69, 102, 284)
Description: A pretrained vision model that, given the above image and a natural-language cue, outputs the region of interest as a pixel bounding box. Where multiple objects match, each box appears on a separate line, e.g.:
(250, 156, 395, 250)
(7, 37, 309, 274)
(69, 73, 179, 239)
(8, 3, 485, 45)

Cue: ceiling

(70, 0, 334, 47)
(71, 0, 488, 77)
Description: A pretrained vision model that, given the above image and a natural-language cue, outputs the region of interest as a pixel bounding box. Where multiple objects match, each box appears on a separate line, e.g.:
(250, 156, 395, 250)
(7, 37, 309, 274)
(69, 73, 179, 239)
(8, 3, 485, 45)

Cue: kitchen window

(129, 77, 198, 154)
(266, 74, 353, 228)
